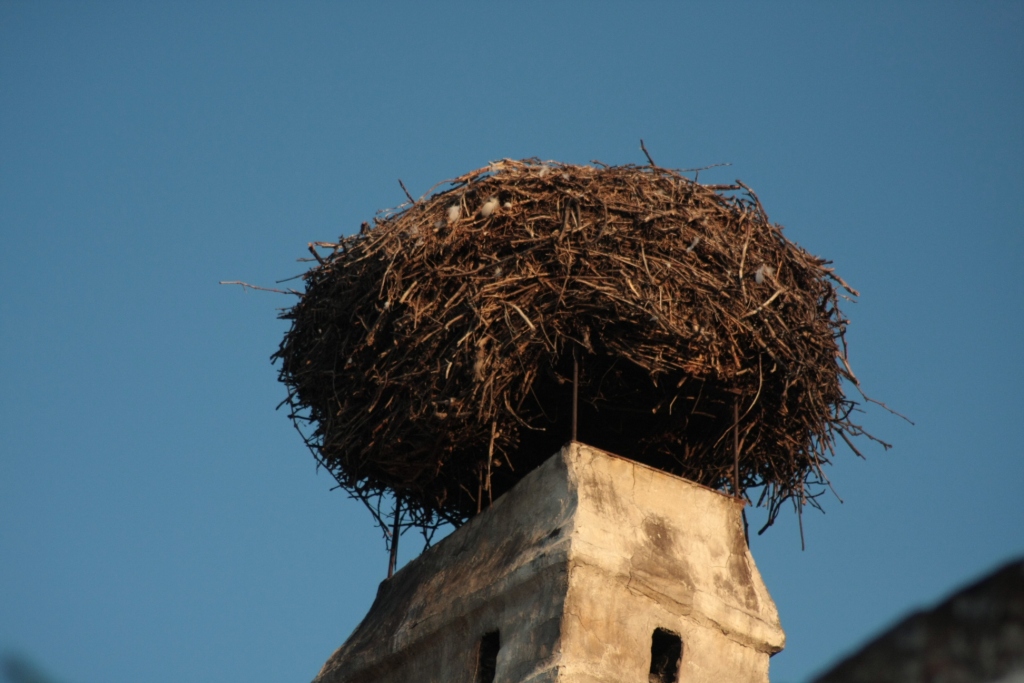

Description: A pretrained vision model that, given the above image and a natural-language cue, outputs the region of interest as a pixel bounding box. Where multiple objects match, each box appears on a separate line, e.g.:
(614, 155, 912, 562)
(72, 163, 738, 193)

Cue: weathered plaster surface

(312, 443, 784, 683)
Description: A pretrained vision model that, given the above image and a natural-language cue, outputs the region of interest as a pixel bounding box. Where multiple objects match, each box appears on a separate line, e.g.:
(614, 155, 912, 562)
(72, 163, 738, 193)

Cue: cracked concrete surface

(312, 443, 784, 683)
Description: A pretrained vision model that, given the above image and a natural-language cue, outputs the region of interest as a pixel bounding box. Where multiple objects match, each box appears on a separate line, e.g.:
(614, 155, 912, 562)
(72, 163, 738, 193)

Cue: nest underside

(274, 159, 878, 535)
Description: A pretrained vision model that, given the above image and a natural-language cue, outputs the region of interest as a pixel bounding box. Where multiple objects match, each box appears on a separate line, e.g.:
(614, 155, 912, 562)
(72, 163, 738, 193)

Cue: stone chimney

(313, 443, 785, 683)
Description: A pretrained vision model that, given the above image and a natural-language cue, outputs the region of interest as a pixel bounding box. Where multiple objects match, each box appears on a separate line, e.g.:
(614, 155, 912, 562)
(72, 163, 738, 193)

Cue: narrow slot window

(476, 630, 500, 683)
(649, 627, 682, 683)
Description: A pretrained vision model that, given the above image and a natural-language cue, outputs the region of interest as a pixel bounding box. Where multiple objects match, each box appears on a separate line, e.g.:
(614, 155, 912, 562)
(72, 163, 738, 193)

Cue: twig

(219, 281, 300, 296)
(684, 164, 732, 174)
(742, 288, 784, 318)
(307, 244, 326, 265)
(639, 139, 657, 167)
(398, 178, 415, 204)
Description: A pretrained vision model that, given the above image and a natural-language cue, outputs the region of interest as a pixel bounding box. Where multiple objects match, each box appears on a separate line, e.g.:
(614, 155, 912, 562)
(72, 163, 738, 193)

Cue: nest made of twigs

(274, 158, 883, 536)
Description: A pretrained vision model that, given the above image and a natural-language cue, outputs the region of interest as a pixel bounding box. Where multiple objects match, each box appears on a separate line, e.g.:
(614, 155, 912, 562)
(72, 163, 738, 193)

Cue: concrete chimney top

(313, 443, 785, 683)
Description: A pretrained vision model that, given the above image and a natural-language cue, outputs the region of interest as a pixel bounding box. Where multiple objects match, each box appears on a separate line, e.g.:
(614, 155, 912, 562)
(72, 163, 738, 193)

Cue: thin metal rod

(476, 465, 483, 515)
(572, 355, 579, 442)
(387, 496, 401, 579)
(798, 497, 806, 551)
(733, 399, 740, 498)
(486, 420, 496, 507)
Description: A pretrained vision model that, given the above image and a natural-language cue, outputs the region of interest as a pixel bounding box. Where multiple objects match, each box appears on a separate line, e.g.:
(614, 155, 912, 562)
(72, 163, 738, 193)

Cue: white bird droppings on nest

(479, 196, 499, 217)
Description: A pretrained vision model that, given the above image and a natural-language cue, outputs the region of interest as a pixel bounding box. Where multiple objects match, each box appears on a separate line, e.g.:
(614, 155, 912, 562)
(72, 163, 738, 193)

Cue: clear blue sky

(1, 3, 1021, 682)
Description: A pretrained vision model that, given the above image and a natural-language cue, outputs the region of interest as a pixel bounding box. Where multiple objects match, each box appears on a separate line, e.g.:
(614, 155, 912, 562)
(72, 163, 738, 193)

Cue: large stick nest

(274, 159, 880, 534)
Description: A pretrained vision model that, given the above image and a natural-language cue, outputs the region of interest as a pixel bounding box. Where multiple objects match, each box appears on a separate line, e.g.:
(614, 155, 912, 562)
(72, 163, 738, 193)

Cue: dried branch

(220, 281, 300, 296)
